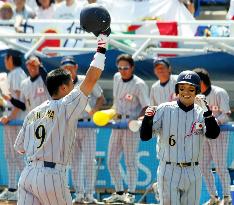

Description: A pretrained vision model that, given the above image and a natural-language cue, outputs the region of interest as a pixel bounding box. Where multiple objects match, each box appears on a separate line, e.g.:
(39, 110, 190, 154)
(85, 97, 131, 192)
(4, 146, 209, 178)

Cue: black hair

(36, 0, 55, 7)
(193, 68, 211, 88)
(46, 68, 72, 97)
(116, 54, 134, 67)
(6, 49, 22, 67)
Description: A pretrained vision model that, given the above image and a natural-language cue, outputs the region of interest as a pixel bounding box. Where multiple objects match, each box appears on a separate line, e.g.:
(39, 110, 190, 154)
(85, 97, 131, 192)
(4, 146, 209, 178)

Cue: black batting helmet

(175, 70, 201, 94)
(80, 3, 111, 37)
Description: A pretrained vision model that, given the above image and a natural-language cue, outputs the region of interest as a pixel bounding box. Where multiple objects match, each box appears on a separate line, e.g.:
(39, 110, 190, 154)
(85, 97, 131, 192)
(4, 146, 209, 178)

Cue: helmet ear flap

(175, 84, 179, 95)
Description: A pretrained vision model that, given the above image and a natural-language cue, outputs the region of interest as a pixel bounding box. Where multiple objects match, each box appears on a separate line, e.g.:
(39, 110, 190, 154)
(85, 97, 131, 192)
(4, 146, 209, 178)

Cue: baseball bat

(93, 108, 116, 126)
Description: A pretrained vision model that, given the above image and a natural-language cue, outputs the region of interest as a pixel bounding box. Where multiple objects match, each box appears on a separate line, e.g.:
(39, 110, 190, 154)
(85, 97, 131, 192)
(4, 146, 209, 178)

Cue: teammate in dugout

(193, 68, 232, 205)
(60, 56, 105, 204)
(103, 54, 150, 204)
(0, 49, 27, 201)
(2, 55, 50, 114)
(140, 70, 220, 205)
(150, 58, 177, 106)
(13, 32, 110, 205)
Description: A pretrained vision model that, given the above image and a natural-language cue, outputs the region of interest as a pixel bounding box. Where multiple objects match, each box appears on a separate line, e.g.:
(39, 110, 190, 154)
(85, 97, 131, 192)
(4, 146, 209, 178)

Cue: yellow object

(93, 109, 116, 126)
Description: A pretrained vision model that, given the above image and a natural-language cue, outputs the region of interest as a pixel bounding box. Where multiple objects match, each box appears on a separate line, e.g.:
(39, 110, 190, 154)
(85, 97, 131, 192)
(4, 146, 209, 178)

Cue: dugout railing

(1, 19, 234, 58)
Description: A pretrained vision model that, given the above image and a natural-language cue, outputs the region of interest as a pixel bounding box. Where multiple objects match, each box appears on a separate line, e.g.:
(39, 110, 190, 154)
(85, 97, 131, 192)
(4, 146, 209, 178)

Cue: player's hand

(88, 108, 98, 116)
(97, 34, 109, 49)
(145, 106, 157, 117)
(0, 116, 9, 124)
(194, 95, 208, 112)
(2, 94, 11, 101)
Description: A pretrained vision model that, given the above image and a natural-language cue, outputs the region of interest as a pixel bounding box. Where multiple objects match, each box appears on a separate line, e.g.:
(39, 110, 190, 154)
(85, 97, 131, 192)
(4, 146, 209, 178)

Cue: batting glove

(194, 96, 208, 112)
(145, 106, 157, 117)
(97, 34, 109, 49)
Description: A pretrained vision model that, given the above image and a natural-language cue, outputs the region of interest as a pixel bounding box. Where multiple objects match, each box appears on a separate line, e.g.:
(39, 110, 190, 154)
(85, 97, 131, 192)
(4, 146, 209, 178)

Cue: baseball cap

(153, 58, 170, 68)
(6, 49, 22, 57)
(60, 56, 76, 67)
(26, 55, 41, 63)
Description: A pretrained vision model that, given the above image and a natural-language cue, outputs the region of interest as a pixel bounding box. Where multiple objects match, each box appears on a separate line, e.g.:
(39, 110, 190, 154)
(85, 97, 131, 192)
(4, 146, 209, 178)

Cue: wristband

(90, 52, 106, 71)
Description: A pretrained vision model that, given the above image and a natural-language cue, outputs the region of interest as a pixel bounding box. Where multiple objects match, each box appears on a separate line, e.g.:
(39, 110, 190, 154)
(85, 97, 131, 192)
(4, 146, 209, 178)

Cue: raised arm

(80, 34, 109, 97)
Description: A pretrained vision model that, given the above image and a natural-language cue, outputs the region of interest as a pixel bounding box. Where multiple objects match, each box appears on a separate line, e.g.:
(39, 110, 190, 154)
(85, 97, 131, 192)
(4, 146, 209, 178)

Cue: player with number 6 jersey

(140, 70, 220, 205)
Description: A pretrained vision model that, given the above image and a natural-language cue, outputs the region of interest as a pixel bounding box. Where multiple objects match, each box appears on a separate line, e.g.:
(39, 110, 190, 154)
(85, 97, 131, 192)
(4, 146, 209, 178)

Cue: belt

(166, 161, 199, 168)
(44, 161, 56, 168)
(78, 118, 91, 122)
(28, 160, 66, 171)
(116, 114, 130, 119)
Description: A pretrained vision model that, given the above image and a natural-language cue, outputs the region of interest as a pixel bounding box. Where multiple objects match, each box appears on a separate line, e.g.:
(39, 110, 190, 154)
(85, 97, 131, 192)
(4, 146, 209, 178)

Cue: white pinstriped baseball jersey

(7, 67, 27, 119)
(153, 101, 206, 163)
(206, 85, 230, 123)
(75, 75, 103, 119)
(14, 87, 88, 165)
(20, 76, 50, 113)
(150, 75, 177, 106)
(113, 73, 149, 119)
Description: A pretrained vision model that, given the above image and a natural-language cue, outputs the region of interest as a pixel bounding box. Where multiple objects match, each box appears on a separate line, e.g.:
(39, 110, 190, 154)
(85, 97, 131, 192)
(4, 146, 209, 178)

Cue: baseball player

(0, 49, 27, 201)
(60, 56, 105, 203)
(140, 70, 220, 205)
(150, 58, 177, 106)
(193, 68, 232, 205)
(13, 33, 109, 205)
(4, 55, 50, 114)
(103, 54, 150, 204)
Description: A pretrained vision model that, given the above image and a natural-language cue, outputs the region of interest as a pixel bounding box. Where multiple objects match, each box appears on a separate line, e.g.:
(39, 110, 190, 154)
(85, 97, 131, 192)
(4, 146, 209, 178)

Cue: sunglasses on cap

(118, 66, 131, 71)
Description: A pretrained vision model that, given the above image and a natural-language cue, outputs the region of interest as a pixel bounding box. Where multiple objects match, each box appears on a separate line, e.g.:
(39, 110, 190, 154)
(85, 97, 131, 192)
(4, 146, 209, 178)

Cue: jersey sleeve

(150, 85, 156, 106)
(137, 81, 150, 108)
(14, 114, 28, 153)
(91, 83, 103, 98)
(10, 69, 27, 92)
(152, 104, 164, 135)
(218, 89, 231, 114)
(63, 86, 88, 121)
(19, 80, 26, 103)
(113, 74, 118, 108)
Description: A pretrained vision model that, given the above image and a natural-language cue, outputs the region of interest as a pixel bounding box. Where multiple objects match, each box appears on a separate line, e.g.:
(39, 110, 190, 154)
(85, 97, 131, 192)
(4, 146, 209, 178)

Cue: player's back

(16, 87, 88, 165)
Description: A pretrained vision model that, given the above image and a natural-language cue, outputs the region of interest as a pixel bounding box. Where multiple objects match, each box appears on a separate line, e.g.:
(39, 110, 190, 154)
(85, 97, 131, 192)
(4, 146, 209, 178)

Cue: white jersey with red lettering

(72, 75, 103, 196)
(200, 85, 231, 197)
(153, 101, 206, 205)
(107, 73, 149, 193)
(14, 87, 88, 205)
(20, 76, 50, 113)
(150, 75, 177, 106)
